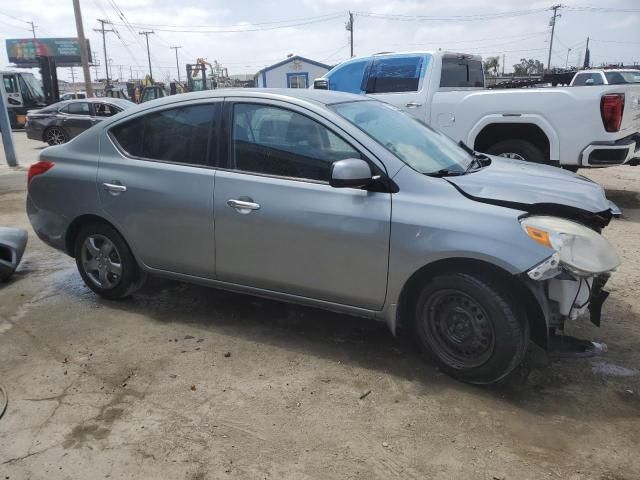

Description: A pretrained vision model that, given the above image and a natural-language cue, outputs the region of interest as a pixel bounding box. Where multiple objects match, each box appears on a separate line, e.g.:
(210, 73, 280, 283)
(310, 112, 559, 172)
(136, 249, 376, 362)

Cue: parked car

(314, 51, 640, 169)
(26, 89, 620, 384)
(571, 69, 640, 86)
(25, 98, 134, 145)
(60, 91, 87, 101)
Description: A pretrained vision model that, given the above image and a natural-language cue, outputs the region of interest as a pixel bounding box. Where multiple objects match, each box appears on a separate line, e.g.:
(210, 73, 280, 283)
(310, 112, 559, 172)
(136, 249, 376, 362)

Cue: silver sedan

(26, 89, 620, 384)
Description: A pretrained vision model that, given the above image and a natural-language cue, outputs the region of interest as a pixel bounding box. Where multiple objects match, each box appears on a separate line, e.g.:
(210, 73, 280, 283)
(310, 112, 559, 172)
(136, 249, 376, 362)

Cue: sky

(0, 0, 639, 83)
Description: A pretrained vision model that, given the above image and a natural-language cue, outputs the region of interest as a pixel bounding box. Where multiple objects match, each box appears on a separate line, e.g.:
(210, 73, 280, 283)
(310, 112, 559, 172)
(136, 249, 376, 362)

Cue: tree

(512, 58, 544, 76)
(483, 56, 500, 76)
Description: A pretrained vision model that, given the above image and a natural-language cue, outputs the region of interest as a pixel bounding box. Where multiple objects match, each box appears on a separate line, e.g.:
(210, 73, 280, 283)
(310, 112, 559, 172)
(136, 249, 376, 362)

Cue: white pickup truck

(314, 51, 640, 169)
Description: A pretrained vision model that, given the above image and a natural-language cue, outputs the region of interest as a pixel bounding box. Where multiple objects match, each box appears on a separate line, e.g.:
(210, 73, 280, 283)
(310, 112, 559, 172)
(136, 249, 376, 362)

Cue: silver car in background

(27, 89, 620, 384)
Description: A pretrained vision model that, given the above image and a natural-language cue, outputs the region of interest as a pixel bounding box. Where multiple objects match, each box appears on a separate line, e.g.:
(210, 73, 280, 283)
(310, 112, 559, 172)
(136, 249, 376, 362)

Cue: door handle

(406, 102, 422, 108)
(103, 182, 127, 193)
(227, 199, 260, 213)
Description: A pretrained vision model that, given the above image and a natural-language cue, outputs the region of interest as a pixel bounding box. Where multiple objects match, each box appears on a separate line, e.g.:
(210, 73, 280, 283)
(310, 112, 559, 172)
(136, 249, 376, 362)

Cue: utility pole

(129, 66, 133, 82)
(346, 12, 354, 58)
(0, 92, 18, 166)
(72, 0, 94, 97)
(118, 65, 123, 82)
(546, 4, 562, 72)
(502, 54, 505, 76)
(95, 19, 114, 86)
(170, 46, 182, 82)
(583, 37, 590, 68)
(28, 21, 37, 38)
(565, 48, 572, 68)
(139, 30, 154, 81)
(70, 67, 76, 94)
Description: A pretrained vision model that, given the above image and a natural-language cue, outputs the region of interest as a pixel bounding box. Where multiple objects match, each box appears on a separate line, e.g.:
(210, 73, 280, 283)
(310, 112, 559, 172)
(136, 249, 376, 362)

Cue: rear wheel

(413, 273, 529, 384)
(74, 223, 141, 299)
(44, 126, 68, 146)
(486, 139, 545, 164)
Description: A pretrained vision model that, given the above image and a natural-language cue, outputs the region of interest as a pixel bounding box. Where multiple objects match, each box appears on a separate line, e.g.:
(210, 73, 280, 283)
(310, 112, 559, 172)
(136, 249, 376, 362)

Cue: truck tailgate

(620, 85, 640, 136)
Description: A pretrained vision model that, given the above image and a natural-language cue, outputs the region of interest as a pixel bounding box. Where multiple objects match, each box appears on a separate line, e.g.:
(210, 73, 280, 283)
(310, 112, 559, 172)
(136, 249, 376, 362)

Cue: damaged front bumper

(526, 254, 614, 342)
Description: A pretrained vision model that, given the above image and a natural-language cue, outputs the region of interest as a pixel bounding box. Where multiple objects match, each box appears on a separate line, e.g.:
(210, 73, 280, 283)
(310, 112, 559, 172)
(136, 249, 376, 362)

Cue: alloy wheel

(80, 234, 123, 289)
(45, 127, 66, 145)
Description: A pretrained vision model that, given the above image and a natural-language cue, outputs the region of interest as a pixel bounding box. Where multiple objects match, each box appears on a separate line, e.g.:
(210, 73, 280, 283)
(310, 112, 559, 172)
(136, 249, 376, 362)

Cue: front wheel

(74, 223, 142, 299)
(413, 273, 529, 384)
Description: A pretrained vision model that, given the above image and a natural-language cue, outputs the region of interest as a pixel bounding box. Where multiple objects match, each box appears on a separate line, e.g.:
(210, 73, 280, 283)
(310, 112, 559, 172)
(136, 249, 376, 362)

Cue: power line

(108, 13, 344, 33)
(353, 8, 550, 22)
(0, 11, 31, 25)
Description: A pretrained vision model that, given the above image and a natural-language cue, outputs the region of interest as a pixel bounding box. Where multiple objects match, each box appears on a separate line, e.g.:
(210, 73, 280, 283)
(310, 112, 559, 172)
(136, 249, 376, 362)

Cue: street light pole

(546, 4, 562, 72)
(139, 31, 154, 81)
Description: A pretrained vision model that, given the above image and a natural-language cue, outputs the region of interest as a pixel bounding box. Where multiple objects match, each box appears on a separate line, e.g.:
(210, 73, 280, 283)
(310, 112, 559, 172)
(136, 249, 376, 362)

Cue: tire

(44, 126, 69, 146)
(486, 139, 545, 164)
(74, 223, 141, 300)
(413, 273, 529, 384)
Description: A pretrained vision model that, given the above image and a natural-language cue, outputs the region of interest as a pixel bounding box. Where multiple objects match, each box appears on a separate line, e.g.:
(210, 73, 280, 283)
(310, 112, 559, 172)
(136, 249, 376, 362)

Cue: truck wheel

(74, 223, 142, 300)
(413, 273, 529, 384)
(486, 140, 545, 164)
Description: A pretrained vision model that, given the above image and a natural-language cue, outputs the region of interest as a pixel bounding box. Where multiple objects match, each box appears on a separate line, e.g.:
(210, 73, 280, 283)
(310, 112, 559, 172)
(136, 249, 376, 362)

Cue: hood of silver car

(446, 156, 614, 227)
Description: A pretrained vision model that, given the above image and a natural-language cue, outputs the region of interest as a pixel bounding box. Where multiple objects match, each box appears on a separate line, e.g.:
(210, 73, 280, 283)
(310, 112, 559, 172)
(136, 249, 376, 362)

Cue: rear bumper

(26, 194, 69, 254)
(580, 133, 640, 167)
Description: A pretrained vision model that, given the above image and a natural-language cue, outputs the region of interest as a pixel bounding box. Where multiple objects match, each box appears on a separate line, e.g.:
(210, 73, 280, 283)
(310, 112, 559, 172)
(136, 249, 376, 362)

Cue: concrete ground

(1, 132, 639, 480)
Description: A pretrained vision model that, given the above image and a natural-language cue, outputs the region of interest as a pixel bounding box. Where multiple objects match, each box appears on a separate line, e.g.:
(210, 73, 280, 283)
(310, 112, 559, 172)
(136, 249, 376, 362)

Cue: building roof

(256, 56, 332, 75)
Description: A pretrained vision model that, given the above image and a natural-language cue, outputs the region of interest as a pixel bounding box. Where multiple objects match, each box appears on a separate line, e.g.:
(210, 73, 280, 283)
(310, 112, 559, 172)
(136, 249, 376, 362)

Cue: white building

(256, 56, 332, 89)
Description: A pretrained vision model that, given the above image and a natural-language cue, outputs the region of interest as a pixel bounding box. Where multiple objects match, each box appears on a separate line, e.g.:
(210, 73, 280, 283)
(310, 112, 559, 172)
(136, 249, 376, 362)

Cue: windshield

(331, 100, 473, 175)
(21, 73, 46, 102)
(605, 71, 640, 84)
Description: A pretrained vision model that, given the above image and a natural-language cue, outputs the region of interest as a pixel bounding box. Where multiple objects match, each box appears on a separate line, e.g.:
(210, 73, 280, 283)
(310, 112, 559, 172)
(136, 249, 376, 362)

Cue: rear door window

(440, 57, 484, 87)
(326, 59, 368, 94)
(110, 103, 217, 166)
(364, 55, 427, 93)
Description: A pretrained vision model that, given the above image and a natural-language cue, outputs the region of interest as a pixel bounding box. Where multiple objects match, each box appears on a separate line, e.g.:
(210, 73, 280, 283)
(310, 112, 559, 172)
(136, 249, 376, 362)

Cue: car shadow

(94, 274, 640, 422)
(606, 188, 640, 210)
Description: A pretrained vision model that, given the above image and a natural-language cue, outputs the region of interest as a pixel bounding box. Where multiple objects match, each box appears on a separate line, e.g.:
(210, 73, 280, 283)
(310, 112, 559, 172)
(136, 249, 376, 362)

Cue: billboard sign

(6, 38, 92, 68)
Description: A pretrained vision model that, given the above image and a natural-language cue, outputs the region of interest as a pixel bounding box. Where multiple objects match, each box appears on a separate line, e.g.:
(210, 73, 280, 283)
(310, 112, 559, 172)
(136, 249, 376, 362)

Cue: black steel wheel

(414, 272, 529, 384)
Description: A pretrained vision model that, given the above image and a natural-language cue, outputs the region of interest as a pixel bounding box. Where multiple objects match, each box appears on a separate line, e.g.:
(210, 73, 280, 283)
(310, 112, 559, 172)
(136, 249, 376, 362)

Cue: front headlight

(520, 216, 620, 275)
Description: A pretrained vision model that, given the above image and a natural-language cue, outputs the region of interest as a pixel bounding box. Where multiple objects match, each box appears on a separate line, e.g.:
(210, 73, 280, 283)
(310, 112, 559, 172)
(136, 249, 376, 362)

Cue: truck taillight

(600, 94, 625, 132)
(28, 161, 55, 184)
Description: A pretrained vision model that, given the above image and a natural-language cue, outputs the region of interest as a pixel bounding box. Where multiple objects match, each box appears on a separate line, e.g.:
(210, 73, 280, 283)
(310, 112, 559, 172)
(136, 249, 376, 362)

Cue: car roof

(131, 88, 368, 109)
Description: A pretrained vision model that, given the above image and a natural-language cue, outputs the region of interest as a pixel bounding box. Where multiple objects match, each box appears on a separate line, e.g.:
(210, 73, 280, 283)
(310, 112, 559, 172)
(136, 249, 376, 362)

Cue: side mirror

(330, 159, 373, 189)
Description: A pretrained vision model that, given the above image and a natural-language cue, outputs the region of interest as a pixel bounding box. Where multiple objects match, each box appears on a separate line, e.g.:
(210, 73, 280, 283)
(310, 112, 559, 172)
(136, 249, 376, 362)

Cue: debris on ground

(359, 389, 372, 400)
(190, 384, 197, 391)
(224, 352, 231, 358)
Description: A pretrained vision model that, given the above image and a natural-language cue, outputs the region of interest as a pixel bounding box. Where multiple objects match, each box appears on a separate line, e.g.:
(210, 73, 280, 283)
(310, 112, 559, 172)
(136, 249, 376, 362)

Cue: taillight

(28, 161, 55, 184)
(600, 94, 625, 132)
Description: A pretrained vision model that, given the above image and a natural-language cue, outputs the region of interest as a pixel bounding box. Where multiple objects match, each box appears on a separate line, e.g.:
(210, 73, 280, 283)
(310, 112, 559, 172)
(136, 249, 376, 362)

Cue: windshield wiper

(425, 168, 465, 177)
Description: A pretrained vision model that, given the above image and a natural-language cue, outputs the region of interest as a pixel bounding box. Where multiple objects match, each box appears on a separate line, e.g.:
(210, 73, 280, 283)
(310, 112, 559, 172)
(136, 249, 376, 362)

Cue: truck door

(362, 54, 430, 122)
(2, 74, 23, 109)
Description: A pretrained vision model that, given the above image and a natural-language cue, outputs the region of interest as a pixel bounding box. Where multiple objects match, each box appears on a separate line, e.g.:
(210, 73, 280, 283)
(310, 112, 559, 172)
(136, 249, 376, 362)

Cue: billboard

(6, 38, 92, 68)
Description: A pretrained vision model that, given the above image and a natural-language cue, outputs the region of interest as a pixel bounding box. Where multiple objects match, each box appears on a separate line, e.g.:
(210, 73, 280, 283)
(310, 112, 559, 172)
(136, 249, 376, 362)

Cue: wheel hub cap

(80, 234, 122, 290)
